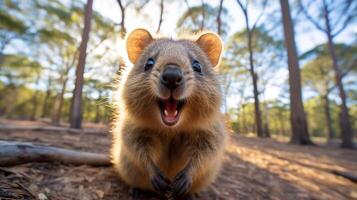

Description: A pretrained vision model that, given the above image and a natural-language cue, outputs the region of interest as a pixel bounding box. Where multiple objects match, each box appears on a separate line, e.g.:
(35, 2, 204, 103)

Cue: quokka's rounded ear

(195, 32, 223, 67)
(126, 28, 153, 64)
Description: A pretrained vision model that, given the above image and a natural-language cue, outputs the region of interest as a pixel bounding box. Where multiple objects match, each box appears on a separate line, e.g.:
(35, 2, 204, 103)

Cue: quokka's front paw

(167, 169, 192, 200)
(150, 170, 171, 195)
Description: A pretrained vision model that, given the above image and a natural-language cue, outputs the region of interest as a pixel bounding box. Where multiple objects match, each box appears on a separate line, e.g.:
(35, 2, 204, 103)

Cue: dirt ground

(0, 120, 356, 200)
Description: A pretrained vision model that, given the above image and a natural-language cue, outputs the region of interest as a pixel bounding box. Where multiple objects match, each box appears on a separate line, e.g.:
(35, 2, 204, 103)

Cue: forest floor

(0, 119, 356, 200)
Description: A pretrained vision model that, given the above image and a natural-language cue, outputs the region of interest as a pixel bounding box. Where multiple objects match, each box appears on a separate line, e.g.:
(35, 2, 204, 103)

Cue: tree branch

(135, 0, 149, 11)
(156, 0, 164, 33)
(236, 0, 247, 14)
(87, 34, 110, 55)
(332, 10, 357, 37)
(299, 0, 326, 33)
(184, 0, 190, 9)
(252, 0, 268, 31)
(116, 0, 126, 37)
(216, 0, 224, 35)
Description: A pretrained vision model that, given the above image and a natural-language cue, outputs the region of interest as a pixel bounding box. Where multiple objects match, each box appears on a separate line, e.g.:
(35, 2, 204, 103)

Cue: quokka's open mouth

(157, 97, 186, 126)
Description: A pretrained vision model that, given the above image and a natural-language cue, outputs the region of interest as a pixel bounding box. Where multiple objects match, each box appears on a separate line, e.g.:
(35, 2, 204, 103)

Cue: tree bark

(322, 94, 335, 141)
(30, 89, 39, 121)
(323, 1, 354, 148)
(0, 124, 106, 134)
(241, 104, 247, 134)
(30, 75, 41, 121)
(156, 0, 164, 33)
(280, 0, 312, 145)
(95, 104, 100, 123)
(94, 92, 102, 123)
(70, 0, 93, 129)
(248, 33, 264, 137)
(0, 141, 110, 166)
(235, 2, 265, 137)
(263, 102, 271, 138)
(52, 77, 68, 126)
(41, 78, 52, 118)
(278, 109, 285, 135)
(332, 170, 357, 183)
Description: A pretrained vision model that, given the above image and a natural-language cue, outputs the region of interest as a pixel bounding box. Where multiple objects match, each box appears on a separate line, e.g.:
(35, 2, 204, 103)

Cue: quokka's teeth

(174, 110, 178, 116)
(164, 109, 168, 116)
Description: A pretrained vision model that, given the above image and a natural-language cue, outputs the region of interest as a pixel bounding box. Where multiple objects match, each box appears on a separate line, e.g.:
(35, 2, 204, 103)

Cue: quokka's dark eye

(192, 60, 202, 73)
(144, 58, 155, 71)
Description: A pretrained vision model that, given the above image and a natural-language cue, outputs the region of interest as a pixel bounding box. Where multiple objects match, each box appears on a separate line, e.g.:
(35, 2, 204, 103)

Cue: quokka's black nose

(160, 65, 183, 89)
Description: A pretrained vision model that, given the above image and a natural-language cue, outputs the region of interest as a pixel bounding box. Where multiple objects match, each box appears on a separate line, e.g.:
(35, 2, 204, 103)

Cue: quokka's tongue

(163, 99, 178, 120)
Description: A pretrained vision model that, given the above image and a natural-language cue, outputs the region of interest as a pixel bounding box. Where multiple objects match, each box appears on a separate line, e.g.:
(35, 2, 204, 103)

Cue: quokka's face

(123, 29, 223, 128)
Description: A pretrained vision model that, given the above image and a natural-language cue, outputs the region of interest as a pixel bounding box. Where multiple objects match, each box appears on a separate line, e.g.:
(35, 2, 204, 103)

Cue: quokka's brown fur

(111, 28, 228, 199)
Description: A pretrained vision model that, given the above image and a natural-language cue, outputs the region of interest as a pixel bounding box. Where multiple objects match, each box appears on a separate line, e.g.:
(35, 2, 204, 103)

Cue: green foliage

(304, 97, 340, 138)
(0, 84, 39, 118)
(38, 28, 75, 44)
(177, 3, 229, 36)
(1, 54, 41, 69)
(37, 1, 72, 24)
(0, 10, 27, 34)
(0, 0, 117, 124)
(301, 42, 357, 137)
(267, 101, 291, 136)
(302, 53, 334, 95)
(226, 27, 284, 69)
(229, 100, 291, 136)
(0, 54, 42, 85)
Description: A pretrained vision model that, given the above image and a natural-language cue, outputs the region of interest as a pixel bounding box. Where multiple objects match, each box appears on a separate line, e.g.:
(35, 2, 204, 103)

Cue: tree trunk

(70, 0, 93, 129)
(94, 92, 102, 123)
(241, 104, 247, 134)
(263, 121, 270, 138)
(322, 94, 335, 141)
(30, 90, 39, 121)
(278, 110, 285, 135)
(247, 30, 264, 137)
(95, 104, 100, 123)
(30, 77, 41, 121)
(238, 3, 265, 137)
(280, 0, 312, 145)
(52, 78, 68, 126)
(222, 74, 232, 114)
(41, 78, 52, 118)
(263, 102, 271, 138)
(156, 0, 164, 33)
(323, 4, 354, 148)
(216, 0, 224, 35)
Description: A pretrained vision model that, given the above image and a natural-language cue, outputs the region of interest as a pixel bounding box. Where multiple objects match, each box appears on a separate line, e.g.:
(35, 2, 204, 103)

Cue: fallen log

(0, 141, 111, 166)
(332, 170, 357, 183)
(0, 124, 107, 134)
